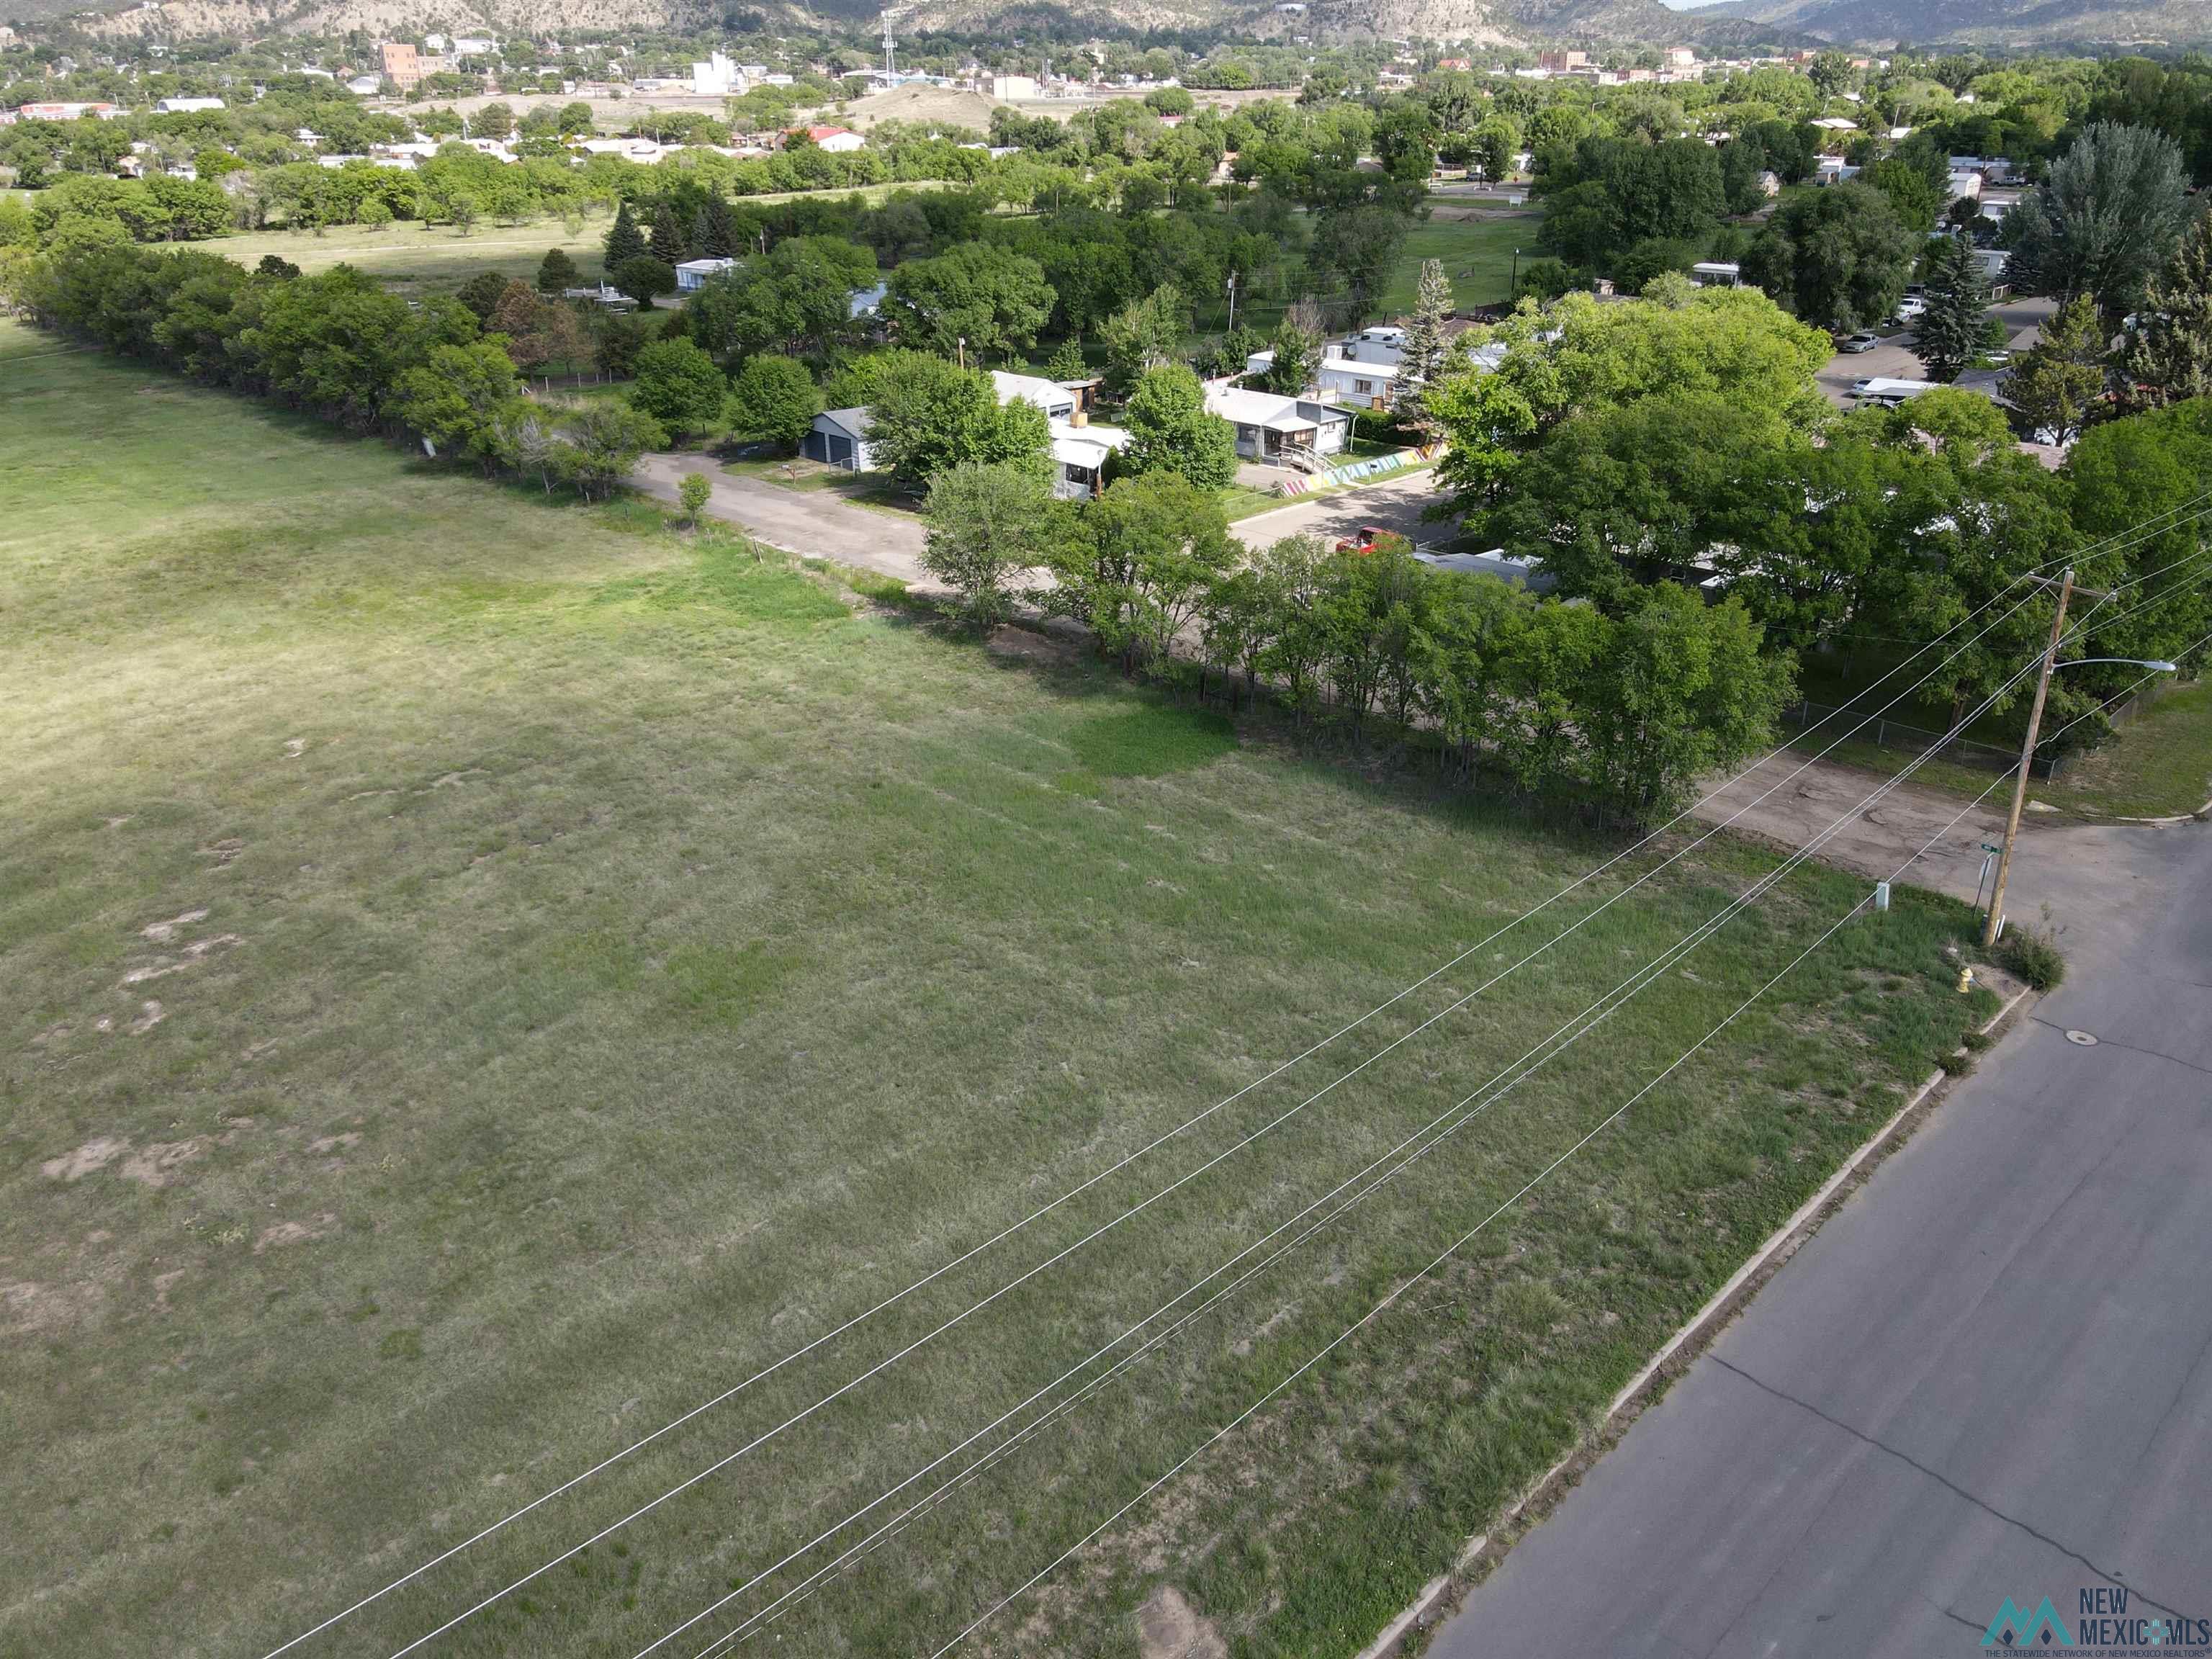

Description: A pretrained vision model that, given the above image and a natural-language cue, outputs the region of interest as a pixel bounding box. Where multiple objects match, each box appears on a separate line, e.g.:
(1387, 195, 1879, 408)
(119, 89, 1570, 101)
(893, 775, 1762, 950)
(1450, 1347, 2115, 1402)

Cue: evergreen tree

(2002, 295, 2110, 445)
(1916, 233, 1992, 383)
(1395, 257, 1452, 431)
(697, 196, 739, 260)
(536, 247, 580, 295)
(603, 202, 647, 270)
(649, 202, 688, 265)
(2118, 212, 2212, 410)
(1046, 336, 1089, 382)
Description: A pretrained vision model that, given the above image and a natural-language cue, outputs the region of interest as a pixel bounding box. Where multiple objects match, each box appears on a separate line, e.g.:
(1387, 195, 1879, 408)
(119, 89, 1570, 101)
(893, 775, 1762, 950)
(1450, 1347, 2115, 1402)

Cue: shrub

(1998, 925, 2064, 992)
(678, 472, 712, 524)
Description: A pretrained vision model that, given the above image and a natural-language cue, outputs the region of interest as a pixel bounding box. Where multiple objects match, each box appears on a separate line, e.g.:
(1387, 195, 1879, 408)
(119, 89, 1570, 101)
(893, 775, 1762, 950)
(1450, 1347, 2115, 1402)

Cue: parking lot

(1812, 294, 2056, 409)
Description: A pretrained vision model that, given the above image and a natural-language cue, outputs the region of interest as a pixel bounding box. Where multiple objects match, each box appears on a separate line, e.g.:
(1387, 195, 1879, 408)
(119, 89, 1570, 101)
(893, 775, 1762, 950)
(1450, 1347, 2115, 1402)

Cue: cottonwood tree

(866, 351, 1051, 490)
(1262, 300, 1323, 395)
(2007, 122, 2193, 323)
(882, 243, 1054, 362)
(1744, 181, 1914, 332)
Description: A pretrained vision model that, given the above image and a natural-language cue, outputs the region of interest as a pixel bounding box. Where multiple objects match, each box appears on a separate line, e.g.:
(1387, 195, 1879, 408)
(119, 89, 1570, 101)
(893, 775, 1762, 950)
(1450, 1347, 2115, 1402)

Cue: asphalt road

(1426, 814, 2212, 1658)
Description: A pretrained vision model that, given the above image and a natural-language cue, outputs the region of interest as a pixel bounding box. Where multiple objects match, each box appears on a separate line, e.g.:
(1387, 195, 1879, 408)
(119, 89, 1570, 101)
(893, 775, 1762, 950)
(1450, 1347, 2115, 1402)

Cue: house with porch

(1202, 385, 1352, 466)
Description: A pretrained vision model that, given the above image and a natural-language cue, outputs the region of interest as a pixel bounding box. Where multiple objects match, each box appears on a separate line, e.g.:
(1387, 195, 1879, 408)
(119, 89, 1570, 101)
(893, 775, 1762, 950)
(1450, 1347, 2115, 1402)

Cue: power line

(911, 701, 2168, 1658)
(655, 578, 2212, 1659)
(274, 504, 2211, 1658)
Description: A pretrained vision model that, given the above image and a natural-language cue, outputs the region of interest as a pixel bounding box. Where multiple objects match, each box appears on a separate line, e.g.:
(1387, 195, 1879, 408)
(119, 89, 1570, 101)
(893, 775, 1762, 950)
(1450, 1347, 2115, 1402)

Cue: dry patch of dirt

(128, 999, 166, 1035)
(1, 1278, 104, 1336)
(42, 1137, 131, 1182)
(201, 837, 246, 866)
(140, 908, 209, 943)
(120, 1140, 205, 1187)
(122, 932, 243, 985)
(1137, 1585, 1227, 1659)
(254, 1215, 338, 1254)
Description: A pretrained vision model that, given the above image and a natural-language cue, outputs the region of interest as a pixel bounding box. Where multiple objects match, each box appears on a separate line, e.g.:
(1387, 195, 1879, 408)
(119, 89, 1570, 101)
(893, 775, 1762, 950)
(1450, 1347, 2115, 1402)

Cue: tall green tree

(726, 354, 819, 450)
(1120, 364, 1238, 491)
(1262, 300, 1323, 396)
(630, 336, 728, 436)
(2118, 210, 2212, 408)
(603, 200, 647, 269)
(1744, 181, 1914, 332)
(1916, 233, 1994, 382)
(2002, 295, 2110, 444)
(1395, 256, 1452, 435)
(882, 243, 1055, 362)
(392, 339, 523, 472)
(921, 459, 1064, 624)
(562, 402, 665, 500)
(647, 200, 688, 264)
(1048, 472, 1237, 671)
(864, 350, 1051, 490)
(1579, 585, 1792, 826)
(2007, 122, 2193, 322)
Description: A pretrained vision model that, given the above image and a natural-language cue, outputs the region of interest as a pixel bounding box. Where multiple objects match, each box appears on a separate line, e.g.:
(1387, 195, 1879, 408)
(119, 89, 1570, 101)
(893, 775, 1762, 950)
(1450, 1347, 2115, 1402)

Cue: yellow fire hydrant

(1957, 964, 1975, 995)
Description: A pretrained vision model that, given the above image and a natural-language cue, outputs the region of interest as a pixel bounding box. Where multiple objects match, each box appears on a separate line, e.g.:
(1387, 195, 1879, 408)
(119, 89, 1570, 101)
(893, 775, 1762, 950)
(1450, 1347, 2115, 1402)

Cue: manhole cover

(2064, 1030, 2100, 1047)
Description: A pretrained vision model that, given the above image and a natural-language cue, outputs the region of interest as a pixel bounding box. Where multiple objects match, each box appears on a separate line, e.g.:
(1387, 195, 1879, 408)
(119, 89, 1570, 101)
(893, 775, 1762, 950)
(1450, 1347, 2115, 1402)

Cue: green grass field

(2046, 676, 2212, 818)
(1376, 209, 1540, 317)
(2, 318, 2000, 1659)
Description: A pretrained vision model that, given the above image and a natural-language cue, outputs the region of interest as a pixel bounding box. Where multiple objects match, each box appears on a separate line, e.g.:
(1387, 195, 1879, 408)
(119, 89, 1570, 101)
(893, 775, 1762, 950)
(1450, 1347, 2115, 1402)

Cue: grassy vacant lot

(2046, 676, 2212, 818)
(213, 213, 616, 298)
(214, 185, 945, 298)
(2, 318, 1997, 1659)
(1377, 208, 1539, 317)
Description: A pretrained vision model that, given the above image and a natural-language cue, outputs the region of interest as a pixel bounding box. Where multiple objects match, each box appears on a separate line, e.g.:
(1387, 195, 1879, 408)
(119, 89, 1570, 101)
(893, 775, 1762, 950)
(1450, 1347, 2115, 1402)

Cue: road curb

(1354, 980, 2037, 1659)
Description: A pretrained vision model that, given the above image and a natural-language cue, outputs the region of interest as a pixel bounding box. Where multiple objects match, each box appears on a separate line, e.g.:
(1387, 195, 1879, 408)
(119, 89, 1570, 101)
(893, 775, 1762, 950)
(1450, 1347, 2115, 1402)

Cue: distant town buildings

(379, 42, 421, 92)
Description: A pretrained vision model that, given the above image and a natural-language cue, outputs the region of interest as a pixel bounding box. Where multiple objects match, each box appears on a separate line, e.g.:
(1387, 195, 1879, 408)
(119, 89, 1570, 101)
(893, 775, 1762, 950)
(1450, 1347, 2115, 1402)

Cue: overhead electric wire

(906, 638, 2212, 1659)
(648, 608, 2104, 1659)
(666, 574, 2212, 1658)
(372, 580, 2077, 1659)
(274, 501, 2212, 1659)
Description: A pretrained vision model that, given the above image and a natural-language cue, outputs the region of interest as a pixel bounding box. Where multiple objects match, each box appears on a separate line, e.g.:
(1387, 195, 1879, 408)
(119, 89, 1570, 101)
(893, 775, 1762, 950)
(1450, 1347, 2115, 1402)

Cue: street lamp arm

(2056, 657, 2180, 673)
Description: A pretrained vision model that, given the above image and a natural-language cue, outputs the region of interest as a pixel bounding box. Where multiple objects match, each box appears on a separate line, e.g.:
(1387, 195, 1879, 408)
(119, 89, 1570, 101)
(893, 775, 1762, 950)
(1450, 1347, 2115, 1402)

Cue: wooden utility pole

(1982, 570, 2076, 948)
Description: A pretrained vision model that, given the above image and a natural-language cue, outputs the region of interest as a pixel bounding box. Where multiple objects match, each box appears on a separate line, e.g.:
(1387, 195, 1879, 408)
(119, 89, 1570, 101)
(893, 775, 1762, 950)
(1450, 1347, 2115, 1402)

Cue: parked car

(1336, 525, 1395, 554)
(1838, 331, 1881, 354)
(1892, 295, 1928, 322)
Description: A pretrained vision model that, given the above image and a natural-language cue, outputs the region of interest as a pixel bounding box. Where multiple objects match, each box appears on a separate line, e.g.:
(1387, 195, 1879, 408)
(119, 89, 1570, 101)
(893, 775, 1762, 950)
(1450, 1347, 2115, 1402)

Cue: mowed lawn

(2, 319, 1997, 1659)
(1376, 208, 1540, 316)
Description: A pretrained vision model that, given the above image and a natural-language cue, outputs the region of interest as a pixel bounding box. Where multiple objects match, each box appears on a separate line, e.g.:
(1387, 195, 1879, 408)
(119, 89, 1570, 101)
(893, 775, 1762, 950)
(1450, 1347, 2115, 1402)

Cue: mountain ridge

(1680, 0, 2212, 47)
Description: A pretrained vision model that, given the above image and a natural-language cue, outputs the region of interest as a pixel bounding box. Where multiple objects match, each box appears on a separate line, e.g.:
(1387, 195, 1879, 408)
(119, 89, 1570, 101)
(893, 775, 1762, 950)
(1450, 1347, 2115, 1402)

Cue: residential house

(1049, 422, 1129, 499)
(1203, 384, 1352, 464)
(797, 124, 866, 153)
(154, 95, 224, 112)
(675, 256, 738, 292)
(1689, 261, 1743, 287)
(990, 369, 1077, 422)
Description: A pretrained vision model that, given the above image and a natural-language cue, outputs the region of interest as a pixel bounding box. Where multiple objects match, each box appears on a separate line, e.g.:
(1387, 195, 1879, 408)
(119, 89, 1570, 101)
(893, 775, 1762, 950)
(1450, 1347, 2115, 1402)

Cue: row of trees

(6, 241, 664, 498)
(918, 462, 1793, 825)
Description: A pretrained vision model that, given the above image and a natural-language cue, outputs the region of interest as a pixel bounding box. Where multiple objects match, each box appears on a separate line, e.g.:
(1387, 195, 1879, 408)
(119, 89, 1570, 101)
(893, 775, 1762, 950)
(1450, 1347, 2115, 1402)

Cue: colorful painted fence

(1274, 444, 1444, 497)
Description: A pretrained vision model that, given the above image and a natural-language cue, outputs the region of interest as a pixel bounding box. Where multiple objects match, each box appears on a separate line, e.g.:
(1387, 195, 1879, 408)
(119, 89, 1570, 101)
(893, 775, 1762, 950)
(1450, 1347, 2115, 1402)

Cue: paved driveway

(1425, 801, 2212, 1659)
(1233, 469, 1454, 553)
